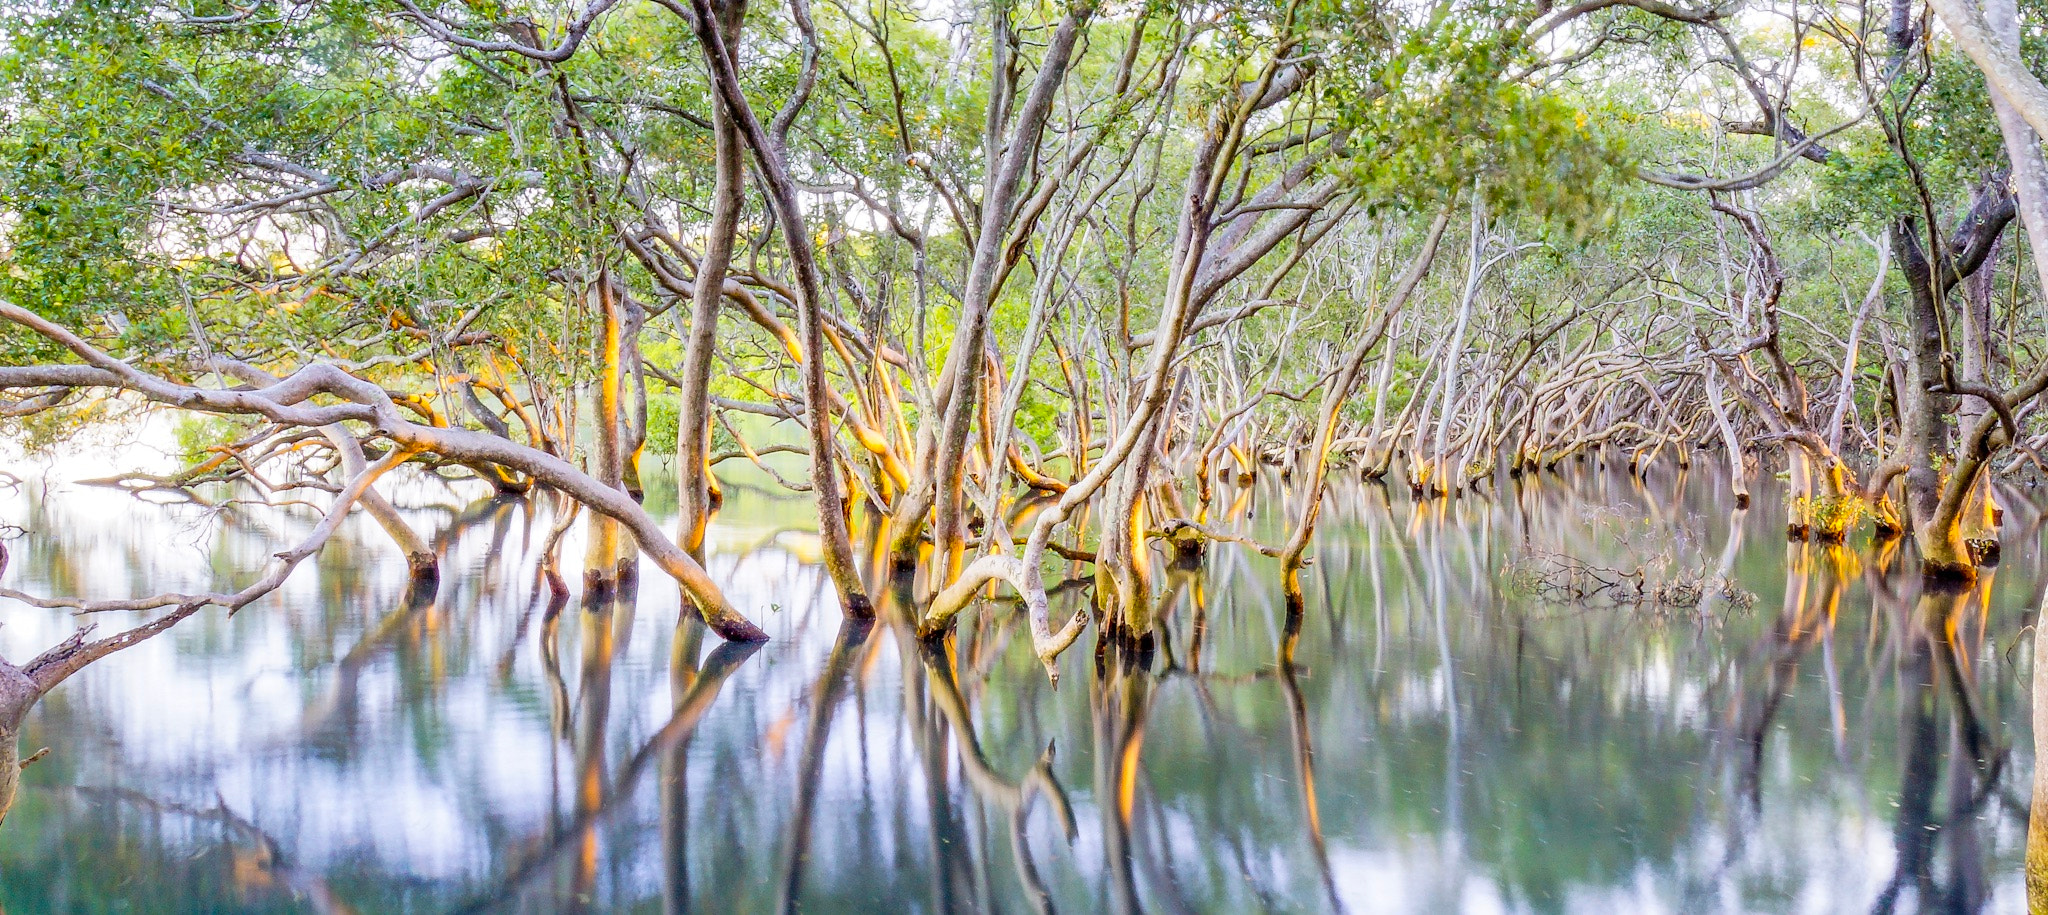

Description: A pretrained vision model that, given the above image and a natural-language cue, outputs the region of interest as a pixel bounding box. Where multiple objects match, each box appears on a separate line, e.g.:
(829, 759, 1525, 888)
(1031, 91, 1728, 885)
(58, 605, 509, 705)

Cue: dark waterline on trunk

(0, 462, 2040, 912)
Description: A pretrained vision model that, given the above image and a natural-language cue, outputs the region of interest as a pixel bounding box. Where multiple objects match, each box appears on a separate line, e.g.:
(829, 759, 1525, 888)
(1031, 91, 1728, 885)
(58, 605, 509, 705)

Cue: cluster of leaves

(1796, 493, 1870, 538)
(1329, 0, 1634, 230)
(172, 414, 250, 465)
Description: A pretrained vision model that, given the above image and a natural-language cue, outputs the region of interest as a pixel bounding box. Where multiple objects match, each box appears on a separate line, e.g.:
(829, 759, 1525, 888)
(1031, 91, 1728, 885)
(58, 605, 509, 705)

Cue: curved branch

(393, 0, 621, 63)
(1639, 115, 1862, 191)
(0, 302, 767, 641)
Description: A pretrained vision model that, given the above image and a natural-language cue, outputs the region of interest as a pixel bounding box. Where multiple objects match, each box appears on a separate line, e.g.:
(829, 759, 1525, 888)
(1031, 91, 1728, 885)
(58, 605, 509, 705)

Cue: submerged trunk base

(583, 560, 638, 604)
(1094, 626, 1156, 672)
(1161, 521, 1207, 570)
(407, 552, 440, 581)
(1920, 558, 1979, 589)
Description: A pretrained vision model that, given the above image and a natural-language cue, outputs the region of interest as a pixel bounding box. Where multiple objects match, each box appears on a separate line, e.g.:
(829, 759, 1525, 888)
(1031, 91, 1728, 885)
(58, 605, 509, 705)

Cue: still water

(0, 461, 2038, 913)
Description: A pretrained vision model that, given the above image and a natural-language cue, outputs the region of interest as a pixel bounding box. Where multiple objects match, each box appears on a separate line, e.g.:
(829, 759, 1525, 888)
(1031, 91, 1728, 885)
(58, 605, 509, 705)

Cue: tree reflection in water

(0, 467, 2042, 911)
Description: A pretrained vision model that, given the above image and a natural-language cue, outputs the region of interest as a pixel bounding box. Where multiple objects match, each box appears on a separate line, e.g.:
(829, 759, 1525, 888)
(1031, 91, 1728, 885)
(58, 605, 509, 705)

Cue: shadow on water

(0, 466, 2043, 911)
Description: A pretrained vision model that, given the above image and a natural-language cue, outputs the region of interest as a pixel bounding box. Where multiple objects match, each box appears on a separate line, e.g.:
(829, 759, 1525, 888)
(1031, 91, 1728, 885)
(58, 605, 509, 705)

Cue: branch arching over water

(0, 301, 767, 641)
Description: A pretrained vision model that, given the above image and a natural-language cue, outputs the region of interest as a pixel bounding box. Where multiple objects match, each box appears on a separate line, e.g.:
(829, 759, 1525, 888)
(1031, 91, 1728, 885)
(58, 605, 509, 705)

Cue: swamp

(4, 0, 2048, 911)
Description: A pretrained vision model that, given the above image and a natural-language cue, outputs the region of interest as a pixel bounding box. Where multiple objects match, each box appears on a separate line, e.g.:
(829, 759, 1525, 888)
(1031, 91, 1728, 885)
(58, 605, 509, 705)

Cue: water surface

(0, 462, 2038, 913)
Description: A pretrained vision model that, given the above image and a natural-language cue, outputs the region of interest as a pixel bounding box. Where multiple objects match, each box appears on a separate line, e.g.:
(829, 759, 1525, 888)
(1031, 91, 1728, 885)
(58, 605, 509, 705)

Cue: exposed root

(920, 553, 1089, 685)
(1150, 518, 1289, 559)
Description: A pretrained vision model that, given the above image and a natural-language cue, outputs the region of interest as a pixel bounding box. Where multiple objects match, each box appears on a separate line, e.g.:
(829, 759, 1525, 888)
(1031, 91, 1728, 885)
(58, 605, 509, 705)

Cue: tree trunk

(0, 665, 31, 827)
(691, 0, 872, 618)
(919, 5, 1095, 576)
(588, 273, 631, 592)
(1892, 222, 1954, 542)
(1705, 368, 1751, 508)
(1278, 208, 1452, 602)
(675, 16, 745, 559)
(1429, 204, 1488, 493)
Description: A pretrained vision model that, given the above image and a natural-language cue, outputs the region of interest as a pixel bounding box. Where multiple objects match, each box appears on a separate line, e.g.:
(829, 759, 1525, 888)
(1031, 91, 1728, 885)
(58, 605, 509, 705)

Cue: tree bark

(1928, 0, 2048, 142)
(915, 3, 1097, 576)
(690, 0, 872, 618)
(675, 2, 746, 559)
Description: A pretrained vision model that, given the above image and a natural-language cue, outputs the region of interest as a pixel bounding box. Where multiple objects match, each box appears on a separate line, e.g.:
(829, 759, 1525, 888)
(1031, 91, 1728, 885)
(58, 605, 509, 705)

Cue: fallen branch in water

(1506, 549, 1754, 610)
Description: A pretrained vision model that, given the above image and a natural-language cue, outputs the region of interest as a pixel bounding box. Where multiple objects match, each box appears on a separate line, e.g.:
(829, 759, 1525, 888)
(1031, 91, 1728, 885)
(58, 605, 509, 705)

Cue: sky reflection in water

(0, 463, 2038, 913)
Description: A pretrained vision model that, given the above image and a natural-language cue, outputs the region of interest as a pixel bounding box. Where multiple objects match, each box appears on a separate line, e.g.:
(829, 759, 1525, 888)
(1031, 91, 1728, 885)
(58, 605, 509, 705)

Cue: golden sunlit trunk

(587, 276, 631, 591)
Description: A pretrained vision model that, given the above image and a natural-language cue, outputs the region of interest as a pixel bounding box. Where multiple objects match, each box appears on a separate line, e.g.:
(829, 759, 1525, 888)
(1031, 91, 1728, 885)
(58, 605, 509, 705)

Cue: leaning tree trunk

(189, 354, 445, 581)
(917, 5, 1095, 577)
(0, 544, 211, 827)
(1097, 376, 1181, 646)
(1705, 369, 1751, 509)
(1277, 208, 1452, 606)
(675, 16, 745, 559)
(0, 663, 32, 827)
(690, 0, 872, 617)
(0, 303, 770, 641)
